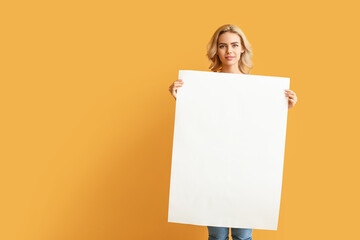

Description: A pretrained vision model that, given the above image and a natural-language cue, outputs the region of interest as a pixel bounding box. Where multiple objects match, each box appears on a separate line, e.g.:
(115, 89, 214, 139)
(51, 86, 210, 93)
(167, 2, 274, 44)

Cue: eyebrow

(218, 42, 239, 45)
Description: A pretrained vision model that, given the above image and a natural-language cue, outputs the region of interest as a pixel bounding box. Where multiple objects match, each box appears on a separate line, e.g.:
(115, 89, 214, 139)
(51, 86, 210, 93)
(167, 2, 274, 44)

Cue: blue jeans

(207, 226, 253, 240)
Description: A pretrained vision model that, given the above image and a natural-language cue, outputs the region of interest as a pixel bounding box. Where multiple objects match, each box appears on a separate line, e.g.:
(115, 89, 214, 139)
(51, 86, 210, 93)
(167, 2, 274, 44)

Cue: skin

(217, 31, 244, 74)
(169, 32, 298, 108)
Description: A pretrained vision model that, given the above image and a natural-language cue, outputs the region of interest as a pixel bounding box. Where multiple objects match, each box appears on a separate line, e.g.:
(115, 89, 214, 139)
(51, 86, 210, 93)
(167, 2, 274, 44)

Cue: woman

(168, 24, 297, 240)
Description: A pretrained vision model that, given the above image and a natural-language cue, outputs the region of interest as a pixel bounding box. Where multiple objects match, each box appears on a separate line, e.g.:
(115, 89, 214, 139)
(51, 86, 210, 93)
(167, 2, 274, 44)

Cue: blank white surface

(168, 70, 290, 230)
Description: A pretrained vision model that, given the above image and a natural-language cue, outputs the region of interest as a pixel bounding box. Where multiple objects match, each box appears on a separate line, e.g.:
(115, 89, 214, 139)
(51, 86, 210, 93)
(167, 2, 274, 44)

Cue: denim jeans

(207, 226, 253, 240)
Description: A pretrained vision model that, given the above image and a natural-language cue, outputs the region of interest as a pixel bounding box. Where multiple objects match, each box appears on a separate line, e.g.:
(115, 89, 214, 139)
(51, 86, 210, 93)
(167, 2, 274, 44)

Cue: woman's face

(217, 32, 244, 68)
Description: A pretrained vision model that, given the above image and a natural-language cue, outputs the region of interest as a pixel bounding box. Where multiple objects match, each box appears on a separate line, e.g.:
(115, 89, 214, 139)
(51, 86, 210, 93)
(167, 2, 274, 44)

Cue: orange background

(1, 0, 359, 239)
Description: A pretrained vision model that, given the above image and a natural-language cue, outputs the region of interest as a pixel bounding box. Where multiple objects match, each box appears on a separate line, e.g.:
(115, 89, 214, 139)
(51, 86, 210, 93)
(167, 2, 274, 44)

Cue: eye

(219, 45, 225, 48)
(233, 44, 239, 47)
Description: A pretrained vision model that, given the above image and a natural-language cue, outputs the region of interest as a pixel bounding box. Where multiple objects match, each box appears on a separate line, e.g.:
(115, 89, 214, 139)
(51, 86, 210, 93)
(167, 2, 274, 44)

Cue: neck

(220, 65, 243, 74)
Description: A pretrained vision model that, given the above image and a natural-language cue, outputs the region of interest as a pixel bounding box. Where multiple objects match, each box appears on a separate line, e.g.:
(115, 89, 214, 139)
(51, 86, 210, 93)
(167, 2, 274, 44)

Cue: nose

(226, 46, 233, 54)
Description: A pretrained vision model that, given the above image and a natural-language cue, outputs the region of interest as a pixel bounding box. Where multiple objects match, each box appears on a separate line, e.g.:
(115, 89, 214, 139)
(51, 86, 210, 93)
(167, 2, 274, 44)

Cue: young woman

(168, 24, 297, 240)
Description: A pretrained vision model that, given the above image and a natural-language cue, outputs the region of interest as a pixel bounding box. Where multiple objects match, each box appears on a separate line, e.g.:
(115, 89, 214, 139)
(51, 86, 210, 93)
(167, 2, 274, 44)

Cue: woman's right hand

(169, 79, 184, 100)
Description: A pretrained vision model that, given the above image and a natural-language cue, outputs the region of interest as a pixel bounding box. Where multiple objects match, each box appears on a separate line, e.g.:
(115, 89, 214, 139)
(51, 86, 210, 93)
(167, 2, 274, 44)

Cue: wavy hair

(206, 24, 253, 74)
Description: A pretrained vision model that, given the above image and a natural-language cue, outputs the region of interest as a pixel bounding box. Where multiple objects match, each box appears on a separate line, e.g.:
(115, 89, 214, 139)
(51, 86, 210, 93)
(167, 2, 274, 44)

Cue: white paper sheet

(168, 70, 290, 230)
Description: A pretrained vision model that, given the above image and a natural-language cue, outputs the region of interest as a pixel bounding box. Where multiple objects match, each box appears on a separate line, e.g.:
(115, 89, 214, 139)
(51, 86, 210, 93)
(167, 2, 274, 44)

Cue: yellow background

(1, 0, 359, 239)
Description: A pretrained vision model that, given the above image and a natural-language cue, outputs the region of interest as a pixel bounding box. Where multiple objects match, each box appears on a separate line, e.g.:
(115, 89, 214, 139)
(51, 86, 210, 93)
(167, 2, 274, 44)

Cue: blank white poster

(168, 70, 290, 230)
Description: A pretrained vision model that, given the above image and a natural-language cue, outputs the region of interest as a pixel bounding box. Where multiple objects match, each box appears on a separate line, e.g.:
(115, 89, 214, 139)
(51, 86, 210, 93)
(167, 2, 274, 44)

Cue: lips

(225, 56, 235, 60)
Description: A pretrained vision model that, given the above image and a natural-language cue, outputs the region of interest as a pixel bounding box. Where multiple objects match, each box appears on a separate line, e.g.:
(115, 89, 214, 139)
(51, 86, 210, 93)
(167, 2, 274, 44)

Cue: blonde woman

(169, 24, 297, 240)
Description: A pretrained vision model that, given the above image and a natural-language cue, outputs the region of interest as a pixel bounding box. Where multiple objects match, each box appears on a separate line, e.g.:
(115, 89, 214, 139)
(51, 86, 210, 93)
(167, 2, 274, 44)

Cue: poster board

(168, 70, 290, 230)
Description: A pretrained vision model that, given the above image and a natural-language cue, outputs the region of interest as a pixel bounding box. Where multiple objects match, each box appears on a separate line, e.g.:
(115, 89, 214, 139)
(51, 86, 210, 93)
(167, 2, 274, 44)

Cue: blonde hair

(206, 24, 253, 74)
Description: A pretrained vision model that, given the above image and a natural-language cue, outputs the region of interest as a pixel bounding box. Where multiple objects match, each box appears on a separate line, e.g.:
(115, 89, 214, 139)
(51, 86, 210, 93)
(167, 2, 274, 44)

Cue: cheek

(217, 48, 226, 56)
(237, 50, 243, 58)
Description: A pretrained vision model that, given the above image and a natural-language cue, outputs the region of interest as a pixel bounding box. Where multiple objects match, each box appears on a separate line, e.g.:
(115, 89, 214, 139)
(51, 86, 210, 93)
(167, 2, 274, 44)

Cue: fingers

(175, 79, 184, 86)
(284, 89, 294, 95)
(174, 82, 183, 87)
(284, 89, 297, 100)
(169, 79, 184, 91)
(285, 89, 297, 108)
(169, 79, 184, 100)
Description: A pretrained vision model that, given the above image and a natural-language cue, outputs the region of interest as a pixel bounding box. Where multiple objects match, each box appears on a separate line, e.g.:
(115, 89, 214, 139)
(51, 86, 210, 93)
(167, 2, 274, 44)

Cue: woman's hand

(285, 89, 297, 109)
(169, 79, 184, 100)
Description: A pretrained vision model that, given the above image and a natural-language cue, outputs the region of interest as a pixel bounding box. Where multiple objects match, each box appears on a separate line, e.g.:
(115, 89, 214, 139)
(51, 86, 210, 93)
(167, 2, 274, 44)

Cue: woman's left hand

(285, 89, 297, 109)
